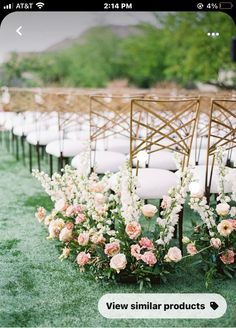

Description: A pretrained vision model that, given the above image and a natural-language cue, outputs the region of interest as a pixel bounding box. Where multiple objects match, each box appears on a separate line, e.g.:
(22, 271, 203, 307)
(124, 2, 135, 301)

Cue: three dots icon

(207, 32, 220, 37)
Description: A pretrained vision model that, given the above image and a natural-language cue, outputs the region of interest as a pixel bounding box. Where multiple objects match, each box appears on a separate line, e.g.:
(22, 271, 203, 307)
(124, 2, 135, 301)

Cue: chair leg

(11, 130, 15, 154)
(178, 209, 184, 252)
(206, 187, 211, 204)
(16, 136, 19, 161)
(49, 155, 53, 177)
(29, 143, 32, 173)
(5, 131, 10, 152)
(36, 143, 41, 171)
(21, 135, 26, 165)
(58, 152, 63, 173)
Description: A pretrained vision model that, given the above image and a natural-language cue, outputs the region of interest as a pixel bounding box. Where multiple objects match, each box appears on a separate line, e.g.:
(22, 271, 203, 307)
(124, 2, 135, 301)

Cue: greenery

(1, 12, 235, 88)
(0, 141, 236, 327)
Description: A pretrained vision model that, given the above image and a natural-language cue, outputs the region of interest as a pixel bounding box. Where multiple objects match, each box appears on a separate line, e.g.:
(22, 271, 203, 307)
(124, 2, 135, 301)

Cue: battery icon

(219, 2, 233, 9)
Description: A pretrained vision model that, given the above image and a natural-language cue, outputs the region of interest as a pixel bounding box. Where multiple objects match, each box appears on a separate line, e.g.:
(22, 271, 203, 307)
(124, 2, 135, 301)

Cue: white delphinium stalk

(32, 169, 63, 201)
(215, 146, 231, 204)
(232, 177, 236, 202)
(118, 162, 143, 224)
(156, 167, 193, 245)
(189, 196, 216, 233)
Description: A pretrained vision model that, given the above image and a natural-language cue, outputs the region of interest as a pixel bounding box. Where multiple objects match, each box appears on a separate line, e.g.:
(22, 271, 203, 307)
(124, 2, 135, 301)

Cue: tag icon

(210, 301, 219, 310)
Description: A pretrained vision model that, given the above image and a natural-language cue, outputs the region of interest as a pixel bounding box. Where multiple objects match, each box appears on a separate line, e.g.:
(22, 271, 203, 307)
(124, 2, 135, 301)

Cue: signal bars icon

(3, 3, 13, 9)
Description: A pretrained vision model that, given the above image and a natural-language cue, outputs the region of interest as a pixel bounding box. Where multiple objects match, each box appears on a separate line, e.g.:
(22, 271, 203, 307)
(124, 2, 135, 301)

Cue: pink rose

(131, 244, 141, 260)
(55, 199, 68, 212)
(227, 219, 236, 230)
(165, 247, 182, 263)
(104, 242, 120, 257)
(78, 232, 89, 246)
(110, 253, 127, 273)
(66, 205, 83, 217)
(186, 243, 198, 256)
(139, 237, 154, 250)
(76, 252, 91, 266)
(161, 195, 172, 209)
(141, 204, 157, 218)
(91, 234, 105, 245)
(62, 247, 70, 259)
(220, 249, 235, 265)
(59, 226, 73, 243)
(66, 222, 74, 230)
(141, 251, 157, 266)
(216, 203, 230, 216)
(35, 207, 46, 222)
(210, 238, 222, 249)
(65, 205, 75, 217)
(48, 219, 65, 239)
(217, 220, 233, 237)
(75, 214, 87, 224)
(125, 221, 141, 239)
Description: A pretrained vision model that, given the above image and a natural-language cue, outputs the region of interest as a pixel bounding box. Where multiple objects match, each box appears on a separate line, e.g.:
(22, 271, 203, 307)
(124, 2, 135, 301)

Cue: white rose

(165, 247, 182, 263)
(141, 204, 157, 218)
(210, 238, 222, 249)
(110, 253, 127, 273)
(216, 203, 230, 216)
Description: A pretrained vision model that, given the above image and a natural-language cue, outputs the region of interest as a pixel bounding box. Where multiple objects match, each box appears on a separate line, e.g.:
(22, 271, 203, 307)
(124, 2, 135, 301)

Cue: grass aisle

(0, 148, 235, 327)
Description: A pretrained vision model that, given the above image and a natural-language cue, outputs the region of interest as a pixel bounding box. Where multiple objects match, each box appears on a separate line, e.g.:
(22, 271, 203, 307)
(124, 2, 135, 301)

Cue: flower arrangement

(33, 158, 191, 288)
(184, 147, 236, 286)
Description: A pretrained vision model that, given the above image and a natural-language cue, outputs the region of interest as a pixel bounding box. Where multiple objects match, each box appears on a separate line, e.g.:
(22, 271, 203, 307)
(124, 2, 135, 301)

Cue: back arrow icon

(16, 26, 22, 36)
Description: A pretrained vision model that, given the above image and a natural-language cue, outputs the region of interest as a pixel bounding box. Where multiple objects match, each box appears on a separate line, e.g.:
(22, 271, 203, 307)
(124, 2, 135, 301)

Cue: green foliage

(1, 12, 235, 88)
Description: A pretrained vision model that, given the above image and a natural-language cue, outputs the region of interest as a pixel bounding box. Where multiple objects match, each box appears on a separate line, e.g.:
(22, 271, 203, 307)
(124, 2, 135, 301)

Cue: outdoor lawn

(0, 146, 235, 328)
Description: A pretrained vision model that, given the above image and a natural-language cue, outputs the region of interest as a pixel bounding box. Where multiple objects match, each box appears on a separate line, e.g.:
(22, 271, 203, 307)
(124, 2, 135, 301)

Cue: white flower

(110, 253, 127, 273)
(216, 203, 230, 217)
(182, 236, 190, 244)
(230, 206, 236, 217)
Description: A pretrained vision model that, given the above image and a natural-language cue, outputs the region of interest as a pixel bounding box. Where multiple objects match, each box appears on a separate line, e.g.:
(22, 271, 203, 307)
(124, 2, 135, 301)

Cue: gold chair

(130, 97, 200, 247)
(204, 98, 236, 200)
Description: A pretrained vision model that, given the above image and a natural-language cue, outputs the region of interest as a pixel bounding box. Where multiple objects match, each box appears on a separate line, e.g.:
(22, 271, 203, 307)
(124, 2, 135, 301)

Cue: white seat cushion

(190, 165, 236, 193)
(26, 130, 59, 146)
(134, 168, 178, 199)
(71, 151, 126, 174)
(109, 168, 178, 199)
(13, 124, 37, 137)
(133, 151, 177, 170)
(46, 139, 86, 158)
(95, 138, 130, 154)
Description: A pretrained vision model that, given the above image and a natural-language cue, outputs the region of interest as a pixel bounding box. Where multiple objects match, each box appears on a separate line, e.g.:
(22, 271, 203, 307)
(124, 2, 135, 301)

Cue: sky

(0, 12, 157, 63)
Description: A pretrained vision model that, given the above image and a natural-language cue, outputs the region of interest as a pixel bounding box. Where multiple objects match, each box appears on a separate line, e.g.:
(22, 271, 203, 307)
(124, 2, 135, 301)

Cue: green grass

(0, 143, 236, 327)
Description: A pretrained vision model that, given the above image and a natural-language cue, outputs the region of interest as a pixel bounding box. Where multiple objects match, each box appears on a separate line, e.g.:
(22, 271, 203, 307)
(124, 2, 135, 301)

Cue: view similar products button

(98, 293, 227, 319)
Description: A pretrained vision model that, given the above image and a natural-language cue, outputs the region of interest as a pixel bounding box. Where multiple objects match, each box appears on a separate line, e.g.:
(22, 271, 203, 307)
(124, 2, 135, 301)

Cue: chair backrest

(205, 98, 236, 195)
(90, 94, 144, 146)
(130, 98, 200, 172)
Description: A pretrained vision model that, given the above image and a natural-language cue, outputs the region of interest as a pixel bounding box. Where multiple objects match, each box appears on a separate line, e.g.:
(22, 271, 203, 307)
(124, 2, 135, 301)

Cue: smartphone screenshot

(0, 1, 235, 327)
